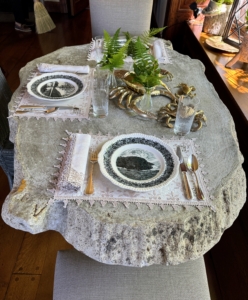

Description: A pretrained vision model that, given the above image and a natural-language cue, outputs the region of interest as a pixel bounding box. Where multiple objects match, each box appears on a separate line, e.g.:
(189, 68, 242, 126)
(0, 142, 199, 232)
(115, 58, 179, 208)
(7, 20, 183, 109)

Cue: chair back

(0, 68, 14, 189)
(89, 0, 153, 37)
(54, 249, 211, 300)
(0, 69, 12, 147)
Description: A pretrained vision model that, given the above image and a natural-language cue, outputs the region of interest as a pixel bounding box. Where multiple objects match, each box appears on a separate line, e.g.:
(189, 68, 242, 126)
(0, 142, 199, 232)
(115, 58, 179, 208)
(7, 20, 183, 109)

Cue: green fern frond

(100, 28, 130, 71)
(123, 31, 135, 56)
(140, 27, 166, 45)
(132, 37, 150, 60)
(123, 27, 166, 57)
(102, 28, 122, 57)
(123, 31, 132, 41)
(131, 37, 163, 88)
(109, 52, 126, 69)
(149, 27, 166, 37)
(118, 39, 131, 56)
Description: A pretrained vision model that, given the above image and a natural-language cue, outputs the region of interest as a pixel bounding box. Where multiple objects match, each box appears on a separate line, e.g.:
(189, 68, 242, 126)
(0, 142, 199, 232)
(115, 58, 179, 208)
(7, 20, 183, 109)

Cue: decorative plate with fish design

(98, 133, 179, 192)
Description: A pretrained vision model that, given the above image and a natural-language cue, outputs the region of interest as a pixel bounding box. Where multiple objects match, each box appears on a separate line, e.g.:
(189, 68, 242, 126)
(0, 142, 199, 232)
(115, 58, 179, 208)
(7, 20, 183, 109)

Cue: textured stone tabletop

(2, 44, 246, 267)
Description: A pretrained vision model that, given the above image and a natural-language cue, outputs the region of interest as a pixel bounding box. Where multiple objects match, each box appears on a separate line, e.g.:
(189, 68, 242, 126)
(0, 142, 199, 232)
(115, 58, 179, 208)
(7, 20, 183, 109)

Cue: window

(223, 0, 248, 46)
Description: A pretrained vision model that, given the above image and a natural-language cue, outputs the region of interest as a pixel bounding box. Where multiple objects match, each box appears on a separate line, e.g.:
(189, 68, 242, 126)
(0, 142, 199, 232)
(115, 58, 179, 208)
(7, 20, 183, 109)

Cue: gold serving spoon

(44, 107, 58, 114)
(187, 154, 204, 201)
(15, 107, 58, 114)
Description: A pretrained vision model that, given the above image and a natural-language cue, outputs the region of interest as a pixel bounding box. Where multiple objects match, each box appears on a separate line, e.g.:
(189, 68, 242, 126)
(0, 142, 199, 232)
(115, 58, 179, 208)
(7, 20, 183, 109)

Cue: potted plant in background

(202, 0, 233, 35)
(246, 7, 248, 25)
(223, 0, 234, 21)
(223, 0, 233, 9)
(202, 0, 225, 15)
(225, 9, 248, 68)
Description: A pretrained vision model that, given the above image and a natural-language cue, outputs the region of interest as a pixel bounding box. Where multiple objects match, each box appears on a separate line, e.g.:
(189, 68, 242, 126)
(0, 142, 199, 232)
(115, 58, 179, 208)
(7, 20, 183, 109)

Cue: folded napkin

(153, 39, 166, 60)
(152, 39, 170, 64)
(57, 134, 91, 191)
(37, 63, 90, 74)
(92, 38, 103, 49)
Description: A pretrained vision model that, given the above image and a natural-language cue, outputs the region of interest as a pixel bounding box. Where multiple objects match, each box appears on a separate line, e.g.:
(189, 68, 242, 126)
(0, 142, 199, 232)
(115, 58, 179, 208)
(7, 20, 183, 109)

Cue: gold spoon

(15, 107, 58, 114)
(187, 154, 204, 200)
(44, 107, 58, 114)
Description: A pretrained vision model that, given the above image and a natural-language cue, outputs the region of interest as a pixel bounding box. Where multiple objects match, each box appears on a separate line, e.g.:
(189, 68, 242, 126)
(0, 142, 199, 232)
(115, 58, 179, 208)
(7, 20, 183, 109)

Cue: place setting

(12, 63, 94, 120)
(50, 131, 213, 211)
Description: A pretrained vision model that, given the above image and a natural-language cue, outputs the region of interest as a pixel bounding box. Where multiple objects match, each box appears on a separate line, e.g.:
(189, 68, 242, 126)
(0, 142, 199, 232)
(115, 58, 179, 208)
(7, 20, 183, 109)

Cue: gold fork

(85, 151, 98, 195)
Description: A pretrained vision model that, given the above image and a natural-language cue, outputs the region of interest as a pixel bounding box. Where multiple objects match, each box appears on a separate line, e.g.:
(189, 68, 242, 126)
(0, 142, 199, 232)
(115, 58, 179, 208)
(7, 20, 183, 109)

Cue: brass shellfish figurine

(157, 105, 207, 132)
(110, 69, 176, 119)
(109, 70, 206, 131)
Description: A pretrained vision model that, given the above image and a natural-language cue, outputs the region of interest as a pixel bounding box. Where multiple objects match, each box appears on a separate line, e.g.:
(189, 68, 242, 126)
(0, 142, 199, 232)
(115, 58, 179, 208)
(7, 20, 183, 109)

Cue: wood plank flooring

(0, 8, 248, 300)
(0, 10, 89, 300)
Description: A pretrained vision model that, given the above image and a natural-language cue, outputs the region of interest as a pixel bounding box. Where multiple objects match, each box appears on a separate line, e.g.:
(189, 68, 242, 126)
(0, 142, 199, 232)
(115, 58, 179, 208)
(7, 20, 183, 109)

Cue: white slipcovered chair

(89, 0, 153, 37)
(0, 68, 14, 189)
(53, 249, 211, 300)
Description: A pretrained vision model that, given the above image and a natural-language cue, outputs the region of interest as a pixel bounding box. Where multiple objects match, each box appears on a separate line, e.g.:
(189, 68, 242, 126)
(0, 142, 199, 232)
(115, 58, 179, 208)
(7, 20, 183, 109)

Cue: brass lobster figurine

(110, 70, 207, 131)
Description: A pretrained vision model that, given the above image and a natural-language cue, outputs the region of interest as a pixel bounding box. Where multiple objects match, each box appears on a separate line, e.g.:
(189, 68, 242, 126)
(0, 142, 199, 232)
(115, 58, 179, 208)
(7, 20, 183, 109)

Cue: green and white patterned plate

(98, 133, 179, 192)
(27, 72, 84, 101)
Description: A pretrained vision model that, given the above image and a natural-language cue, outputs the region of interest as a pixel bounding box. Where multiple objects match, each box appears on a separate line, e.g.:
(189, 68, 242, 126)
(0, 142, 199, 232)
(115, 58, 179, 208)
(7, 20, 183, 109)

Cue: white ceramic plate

(27, 72, 84, 101)
(205, 38, 239, 53)
(98, 133, 179, 192)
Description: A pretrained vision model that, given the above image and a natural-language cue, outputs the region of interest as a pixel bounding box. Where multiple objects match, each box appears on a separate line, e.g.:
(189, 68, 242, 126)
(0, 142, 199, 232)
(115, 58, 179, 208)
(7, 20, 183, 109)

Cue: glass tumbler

(174, 97, 199, 135)
(92, 70, 109, 118)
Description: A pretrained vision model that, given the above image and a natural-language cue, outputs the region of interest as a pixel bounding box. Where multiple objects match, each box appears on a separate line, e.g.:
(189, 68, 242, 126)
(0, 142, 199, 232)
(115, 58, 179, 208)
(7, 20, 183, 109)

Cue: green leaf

(100, 28, 130, 71)
(140, 27, 166, 45)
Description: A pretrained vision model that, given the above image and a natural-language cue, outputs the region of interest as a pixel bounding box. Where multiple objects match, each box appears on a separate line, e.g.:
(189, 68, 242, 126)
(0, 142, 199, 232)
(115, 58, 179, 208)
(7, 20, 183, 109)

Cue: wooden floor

(0, 9, 248, 300)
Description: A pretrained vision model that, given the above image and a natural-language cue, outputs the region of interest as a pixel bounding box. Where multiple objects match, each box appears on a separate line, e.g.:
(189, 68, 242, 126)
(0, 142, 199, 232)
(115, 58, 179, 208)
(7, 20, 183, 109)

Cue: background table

(1, 44, 246, 267)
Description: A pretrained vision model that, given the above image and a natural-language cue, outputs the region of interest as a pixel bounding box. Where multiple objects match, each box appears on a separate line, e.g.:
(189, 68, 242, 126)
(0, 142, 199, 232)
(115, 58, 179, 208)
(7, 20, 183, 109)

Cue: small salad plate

(27, 72, 84, 101)
(98, 133, 179, 192)
(205, 37, 239, 53)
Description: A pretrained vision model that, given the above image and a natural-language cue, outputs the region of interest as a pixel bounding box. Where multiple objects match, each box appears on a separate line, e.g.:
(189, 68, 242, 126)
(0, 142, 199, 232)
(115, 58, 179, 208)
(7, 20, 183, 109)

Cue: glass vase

(138, 88, 153, 112)
(106, 70, 117, 89)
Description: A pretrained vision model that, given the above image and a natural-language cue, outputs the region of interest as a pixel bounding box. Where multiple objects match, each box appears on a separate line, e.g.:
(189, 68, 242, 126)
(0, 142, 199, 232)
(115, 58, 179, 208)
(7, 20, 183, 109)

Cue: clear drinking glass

(92, 70, 109, 118)
(174, 97, 199, 135)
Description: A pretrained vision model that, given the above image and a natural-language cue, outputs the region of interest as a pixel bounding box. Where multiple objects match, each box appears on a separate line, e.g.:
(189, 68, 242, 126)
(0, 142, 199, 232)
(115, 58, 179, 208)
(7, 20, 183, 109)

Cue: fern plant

(124, 27, 165, 57)
(100, 28, 130, 71)
(140, 27, 166, 45)
(132, 37, 162, 89)
(246, 10, 248, 29)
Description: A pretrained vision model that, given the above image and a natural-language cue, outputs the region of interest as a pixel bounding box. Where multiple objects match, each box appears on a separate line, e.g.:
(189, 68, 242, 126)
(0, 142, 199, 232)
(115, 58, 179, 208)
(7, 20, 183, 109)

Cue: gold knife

(176, 146, 192, 200)
(19, 105, 80, 109)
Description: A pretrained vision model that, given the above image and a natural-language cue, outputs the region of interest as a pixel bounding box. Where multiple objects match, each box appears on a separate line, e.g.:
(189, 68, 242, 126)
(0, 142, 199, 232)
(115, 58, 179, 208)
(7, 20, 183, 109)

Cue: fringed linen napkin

(87, 38, 104, 62)
(152, 39, 172, 64)
(37, 63, 90, 74)
(57, 134, 91, 191)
